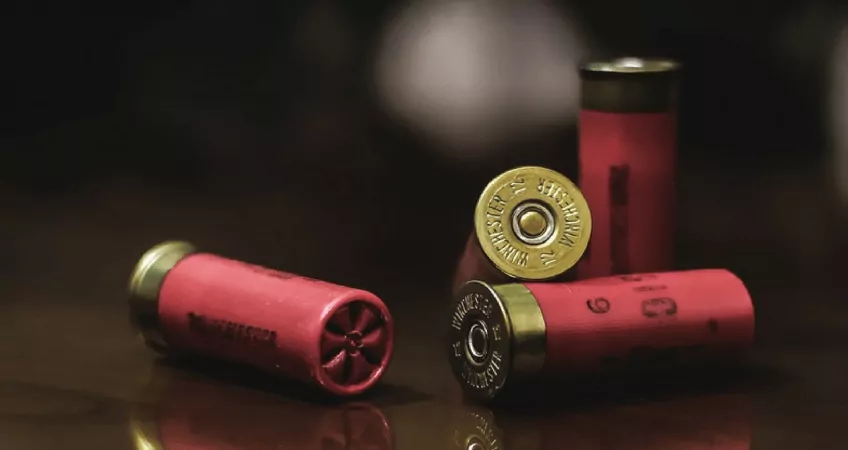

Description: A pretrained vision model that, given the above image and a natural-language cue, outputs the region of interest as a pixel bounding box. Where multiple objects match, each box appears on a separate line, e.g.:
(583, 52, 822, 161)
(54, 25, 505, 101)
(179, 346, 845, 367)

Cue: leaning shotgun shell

(578, 57, 680, 278)
(128, 241, 394, 397)
(448, 269, 754, 401)
(452, 166, 592, 290)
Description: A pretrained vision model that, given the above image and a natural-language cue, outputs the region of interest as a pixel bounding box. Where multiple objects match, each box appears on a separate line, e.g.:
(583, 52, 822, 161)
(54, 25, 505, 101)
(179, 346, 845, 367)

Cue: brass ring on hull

(580, 57, 680, 113)
(448, 281, 547, 401)
(128, 240, 197, 352)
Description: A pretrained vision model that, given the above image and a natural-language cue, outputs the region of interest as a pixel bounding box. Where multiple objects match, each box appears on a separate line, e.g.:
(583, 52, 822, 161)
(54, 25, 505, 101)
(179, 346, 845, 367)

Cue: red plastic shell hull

(157, 253, 394, 396)
(524, 269, 754, 375)
(578, 110, 676, 278)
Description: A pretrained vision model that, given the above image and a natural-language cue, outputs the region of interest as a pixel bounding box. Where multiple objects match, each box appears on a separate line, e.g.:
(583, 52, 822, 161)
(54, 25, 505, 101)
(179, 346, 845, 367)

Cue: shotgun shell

(453, 166, 592, 290)
(447, 269, 754, 401)
(128, 241, 394, 397)
(449, 393, 751, 450)
(129, 368, 393, 450)
(578, 57, 680, 278)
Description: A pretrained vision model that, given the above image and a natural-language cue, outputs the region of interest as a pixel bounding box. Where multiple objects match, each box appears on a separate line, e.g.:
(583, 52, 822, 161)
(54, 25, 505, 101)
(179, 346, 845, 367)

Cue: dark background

(3, 1, 848, 448)
(4, 0, 847, 287)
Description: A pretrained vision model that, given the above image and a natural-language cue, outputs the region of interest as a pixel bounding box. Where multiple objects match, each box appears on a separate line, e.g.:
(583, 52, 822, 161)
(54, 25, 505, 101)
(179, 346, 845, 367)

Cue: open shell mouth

(320, 301, 390, 388)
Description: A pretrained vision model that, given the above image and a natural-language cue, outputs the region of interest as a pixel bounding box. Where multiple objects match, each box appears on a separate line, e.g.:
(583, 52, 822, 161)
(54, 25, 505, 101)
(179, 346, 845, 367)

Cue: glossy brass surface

(447, 281, 546, 402)
(128, 240, 197, 352)
(473, 166, 592, 281)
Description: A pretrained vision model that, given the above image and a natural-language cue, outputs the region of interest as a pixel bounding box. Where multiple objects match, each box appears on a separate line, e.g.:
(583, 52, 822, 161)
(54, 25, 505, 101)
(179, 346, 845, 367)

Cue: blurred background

(4, 1, 848, 448)
(5, 0, 848, 285)
(4, 0, 848, 292)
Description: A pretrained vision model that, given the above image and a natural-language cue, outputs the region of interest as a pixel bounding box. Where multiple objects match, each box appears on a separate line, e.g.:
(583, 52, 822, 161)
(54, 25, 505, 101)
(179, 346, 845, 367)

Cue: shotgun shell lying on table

(129, 241, 394, 397)
(448, 269, 754, 401)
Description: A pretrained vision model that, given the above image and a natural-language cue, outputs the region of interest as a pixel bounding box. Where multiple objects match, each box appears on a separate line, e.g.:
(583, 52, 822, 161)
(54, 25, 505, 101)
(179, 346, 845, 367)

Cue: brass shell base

(473, 166, 592, 281)
(447, 281, 546, 402)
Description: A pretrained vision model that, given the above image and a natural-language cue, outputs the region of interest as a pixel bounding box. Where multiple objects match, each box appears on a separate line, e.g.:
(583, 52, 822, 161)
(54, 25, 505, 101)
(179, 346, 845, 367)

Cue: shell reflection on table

(128, 367, 394, 450)
(449, 393, 751, 450)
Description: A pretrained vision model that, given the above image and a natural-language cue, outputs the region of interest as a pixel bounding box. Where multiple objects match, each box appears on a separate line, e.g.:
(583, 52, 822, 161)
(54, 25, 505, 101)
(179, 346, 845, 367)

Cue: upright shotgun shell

(447, 269, 754, 401)
(578, 57, 680, 278)
(453, 166, 592, 290)
(129, 368, 394, 450)
(129, 241, 394, 397)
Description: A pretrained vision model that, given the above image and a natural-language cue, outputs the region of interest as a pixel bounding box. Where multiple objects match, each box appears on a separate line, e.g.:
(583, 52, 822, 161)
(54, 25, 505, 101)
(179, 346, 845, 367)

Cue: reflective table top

(2, 169, 846, 449)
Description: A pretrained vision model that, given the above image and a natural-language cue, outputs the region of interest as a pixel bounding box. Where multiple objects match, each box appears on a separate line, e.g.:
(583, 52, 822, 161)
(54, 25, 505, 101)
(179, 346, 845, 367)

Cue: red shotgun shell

(578, 57, 680, 278)
(128, 241, 394, 397)
(447, 269, 754, 401)
(452, 166, 593, 291)
(129, 367, 394, 450)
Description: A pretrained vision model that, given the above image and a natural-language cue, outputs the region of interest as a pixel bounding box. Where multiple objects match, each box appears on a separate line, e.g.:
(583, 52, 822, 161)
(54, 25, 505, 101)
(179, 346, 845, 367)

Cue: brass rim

(447, 281, 546, 401)
(474, 166, 592, 280)
(580, 57, 680, 113)
(128, 241, 197, 352)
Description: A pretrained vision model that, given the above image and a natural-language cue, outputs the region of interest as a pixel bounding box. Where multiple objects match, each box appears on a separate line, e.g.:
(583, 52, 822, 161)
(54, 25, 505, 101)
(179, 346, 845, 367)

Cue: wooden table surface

(2, 167, 846, 449)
